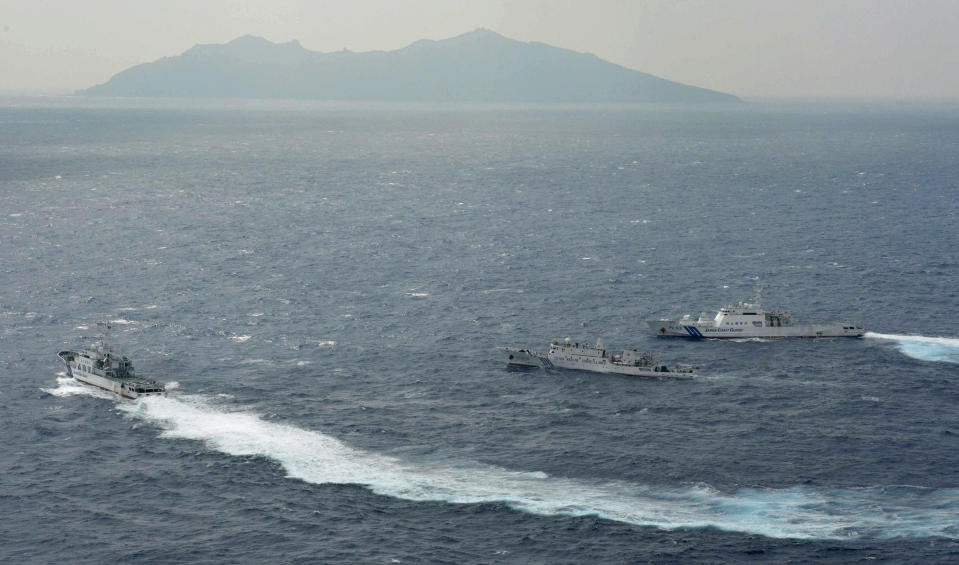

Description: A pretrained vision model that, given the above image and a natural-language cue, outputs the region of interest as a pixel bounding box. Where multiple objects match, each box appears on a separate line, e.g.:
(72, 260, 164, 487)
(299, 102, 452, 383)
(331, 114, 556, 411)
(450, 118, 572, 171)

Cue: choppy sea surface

(2, 98, 958, 563)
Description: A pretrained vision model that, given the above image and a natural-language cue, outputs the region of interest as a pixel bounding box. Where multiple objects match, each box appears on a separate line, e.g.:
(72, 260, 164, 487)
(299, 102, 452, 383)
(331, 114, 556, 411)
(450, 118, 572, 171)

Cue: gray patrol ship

(58, 327, 165, 399)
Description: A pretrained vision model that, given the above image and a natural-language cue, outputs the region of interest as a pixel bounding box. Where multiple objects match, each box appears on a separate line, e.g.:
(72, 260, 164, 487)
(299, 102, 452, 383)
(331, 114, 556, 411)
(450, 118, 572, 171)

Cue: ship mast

(97, 321, 113, 352)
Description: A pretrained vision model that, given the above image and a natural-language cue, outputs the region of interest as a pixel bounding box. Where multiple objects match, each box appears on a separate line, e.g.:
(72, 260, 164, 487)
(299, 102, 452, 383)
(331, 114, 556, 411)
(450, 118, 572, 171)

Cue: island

(79, 28, 740, 104)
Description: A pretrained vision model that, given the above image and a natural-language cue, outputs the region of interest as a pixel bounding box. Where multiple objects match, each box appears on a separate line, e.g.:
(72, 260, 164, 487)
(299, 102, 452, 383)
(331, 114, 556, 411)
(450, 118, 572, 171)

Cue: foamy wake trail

(865, 332, 959, 364)
(115, 395, 959, 540)
(42, 376, 116, 400)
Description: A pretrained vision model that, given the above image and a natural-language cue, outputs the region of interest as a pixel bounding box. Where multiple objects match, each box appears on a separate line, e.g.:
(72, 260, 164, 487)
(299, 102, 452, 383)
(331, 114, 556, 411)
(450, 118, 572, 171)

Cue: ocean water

(2, 98, 958, 563)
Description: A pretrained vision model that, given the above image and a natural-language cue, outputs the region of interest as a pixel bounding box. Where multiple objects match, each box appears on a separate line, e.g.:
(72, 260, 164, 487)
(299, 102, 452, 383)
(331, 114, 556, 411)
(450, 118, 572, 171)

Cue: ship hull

(647, 320, 865, 338)
(503, 347, 693, 378)
(58, 351, 163, 399)
(502, 348, 545, 368)
(547, 357, 693, 379)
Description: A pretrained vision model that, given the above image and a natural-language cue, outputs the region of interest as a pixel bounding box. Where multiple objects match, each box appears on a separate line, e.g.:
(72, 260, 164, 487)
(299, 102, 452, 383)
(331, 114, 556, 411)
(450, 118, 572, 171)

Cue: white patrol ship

(504, 336, 696, 379)
(647, 296, 864, 339)
(57, 327, 165, 399)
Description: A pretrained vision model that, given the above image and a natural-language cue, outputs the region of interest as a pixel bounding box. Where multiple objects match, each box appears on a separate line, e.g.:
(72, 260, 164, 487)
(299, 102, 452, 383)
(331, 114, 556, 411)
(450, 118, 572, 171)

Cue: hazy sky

(2, 0, 958, 99)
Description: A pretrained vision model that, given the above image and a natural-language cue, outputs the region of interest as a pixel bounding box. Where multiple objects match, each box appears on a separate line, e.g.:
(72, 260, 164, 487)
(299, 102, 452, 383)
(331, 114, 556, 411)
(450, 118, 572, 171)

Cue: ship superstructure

(57, 327, 164, 399)
(504, 336, 695, 378)
(648, 296, 864, 339)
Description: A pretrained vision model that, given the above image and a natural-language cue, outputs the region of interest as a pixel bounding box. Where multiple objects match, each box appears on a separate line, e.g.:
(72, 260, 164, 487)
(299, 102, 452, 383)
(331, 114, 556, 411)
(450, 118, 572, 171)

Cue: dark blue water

(2, 98, 959, 563)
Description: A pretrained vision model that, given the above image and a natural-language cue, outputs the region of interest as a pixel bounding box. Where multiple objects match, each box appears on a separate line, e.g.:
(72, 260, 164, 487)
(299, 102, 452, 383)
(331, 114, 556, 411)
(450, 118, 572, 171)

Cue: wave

(865, 332, 959, 364)
(41, 377, 959, 539)
(90, 393, 956, 541)
(42, 376, 116, 400)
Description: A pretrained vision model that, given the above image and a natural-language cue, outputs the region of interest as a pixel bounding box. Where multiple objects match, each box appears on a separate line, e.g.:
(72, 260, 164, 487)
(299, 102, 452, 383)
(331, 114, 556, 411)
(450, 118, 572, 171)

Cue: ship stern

(503, 348, 542, 368)
(57, 350, 76, 376)
(647, 320, 672, 336)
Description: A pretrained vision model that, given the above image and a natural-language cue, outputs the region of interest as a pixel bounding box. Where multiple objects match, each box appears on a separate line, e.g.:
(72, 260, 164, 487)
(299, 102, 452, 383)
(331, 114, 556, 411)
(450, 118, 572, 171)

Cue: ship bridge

(713, 301, 792, 328)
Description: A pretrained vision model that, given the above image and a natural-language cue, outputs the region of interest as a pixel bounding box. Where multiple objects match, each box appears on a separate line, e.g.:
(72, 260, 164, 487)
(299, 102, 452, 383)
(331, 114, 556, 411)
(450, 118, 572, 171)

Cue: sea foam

(108, 393, 959, 541)
(42, 376, 116, 400)
(866, 332, 959, 364)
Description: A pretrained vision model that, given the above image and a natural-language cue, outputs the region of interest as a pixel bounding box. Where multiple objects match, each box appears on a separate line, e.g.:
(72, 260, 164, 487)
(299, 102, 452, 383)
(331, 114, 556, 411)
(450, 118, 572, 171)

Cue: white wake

(45, 378, 959, 540)
(865, 332, 959, 364)
(42, 376, 115, 400)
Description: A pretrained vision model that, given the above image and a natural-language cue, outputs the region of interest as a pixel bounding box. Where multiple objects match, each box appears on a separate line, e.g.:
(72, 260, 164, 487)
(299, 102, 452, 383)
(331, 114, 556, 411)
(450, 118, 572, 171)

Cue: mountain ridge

(79, 29, 740, 103)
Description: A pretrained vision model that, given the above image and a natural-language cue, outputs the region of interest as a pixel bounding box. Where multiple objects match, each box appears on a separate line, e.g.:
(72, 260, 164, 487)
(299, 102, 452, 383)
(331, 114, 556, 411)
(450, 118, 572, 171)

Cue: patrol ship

(647, 297, 865, 338)
(57, 328, 165, 399)
(504, 336, 696, 378)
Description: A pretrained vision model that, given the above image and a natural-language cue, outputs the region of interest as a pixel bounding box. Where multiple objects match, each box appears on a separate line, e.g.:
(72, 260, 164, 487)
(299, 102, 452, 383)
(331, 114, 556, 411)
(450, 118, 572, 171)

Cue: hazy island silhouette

(79, 28, 740, 103)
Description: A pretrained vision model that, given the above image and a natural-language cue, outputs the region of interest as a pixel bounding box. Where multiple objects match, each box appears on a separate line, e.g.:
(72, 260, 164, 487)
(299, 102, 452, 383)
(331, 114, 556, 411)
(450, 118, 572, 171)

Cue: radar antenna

(752, 282, 764, 307)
